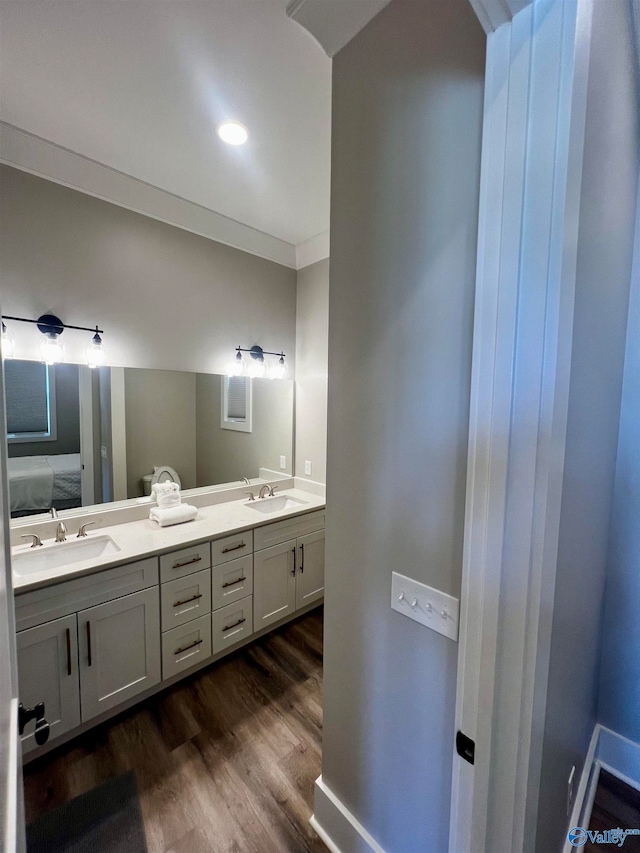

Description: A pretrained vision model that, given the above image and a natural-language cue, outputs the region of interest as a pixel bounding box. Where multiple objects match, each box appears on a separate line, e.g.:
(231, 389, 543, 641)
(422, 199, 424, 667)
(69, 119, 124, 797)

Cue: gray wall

(124, 368, 197, 497)
(295, 258, 329, 485)
(0, 166, 297, 375)
(195, 374, 293, 486)
(322, 0, 484, 850)
(535, 4, 640, 850)
(598, 202, 640, 742)
(7, 363, 80, 458)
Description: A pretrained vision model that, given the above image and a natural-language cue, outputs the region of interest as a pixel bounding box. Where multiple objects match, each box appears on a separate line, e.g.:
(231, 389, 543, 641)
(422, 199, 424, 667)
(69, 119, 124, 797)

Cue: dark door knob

(18, 702, 50, 744)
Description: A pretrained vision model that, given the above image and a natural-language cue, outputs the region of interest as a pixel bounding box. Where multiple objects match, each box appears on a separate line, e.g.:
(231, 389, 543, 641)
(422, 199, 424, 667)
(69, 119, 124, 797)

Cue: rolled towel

(150, 503, 197, 528)
(152, 482, 182, 508)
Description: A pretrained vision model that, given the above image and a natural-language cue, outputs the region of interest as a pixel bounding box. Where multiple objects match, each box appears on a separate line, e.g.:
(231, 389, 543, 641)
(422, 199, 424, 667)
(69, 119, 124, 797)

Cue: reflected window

(5, 361, 57, 443)
(221, 375, 252, 433)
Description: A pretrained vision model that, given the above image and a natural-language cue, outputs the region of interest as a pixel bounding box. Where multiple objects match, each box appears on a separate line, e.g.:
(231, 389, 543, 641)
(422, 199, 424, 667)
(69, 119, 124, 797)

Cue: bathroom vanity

(12, 487, 325, 760)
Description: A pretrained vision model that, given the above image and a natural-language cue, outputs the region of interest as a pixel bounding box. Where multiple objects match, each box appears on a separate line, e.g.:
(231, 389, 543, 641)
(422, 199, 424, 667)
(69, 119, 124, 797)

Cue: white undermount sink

(12, 535, 121, 577)
(245, 495, 307, 514)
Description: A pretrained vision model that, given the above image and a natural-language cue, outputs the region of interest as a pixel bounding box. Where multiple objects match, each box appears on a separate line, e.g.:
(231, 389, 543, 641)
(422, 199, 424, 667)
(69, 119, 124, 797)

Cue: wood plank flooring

(23, 609, 328, 853)
(586, 768, 640, 852)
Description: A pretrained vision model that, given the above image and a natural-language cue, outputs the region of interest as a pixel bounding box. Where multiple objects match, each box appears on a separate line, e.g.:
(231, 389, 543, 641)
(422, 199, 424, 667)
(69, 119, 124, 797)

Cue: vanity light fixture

(1, 323, 16, 359)
(1, 314, 107, 368)
(86, 327, 107, 369)
(227, 345, 287, 380)
(217, 121, 249, 146)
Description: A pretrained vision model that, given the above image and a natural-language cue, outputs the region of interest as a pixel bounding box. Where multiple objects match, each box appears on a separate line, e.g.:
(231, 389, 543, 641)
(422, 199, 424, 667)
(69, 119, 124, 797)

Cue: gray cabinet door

(253, 539, 297, 631)
(16, 614, 80, 754)
(79, 587, 160, 722)
(295, 530, 325, 610)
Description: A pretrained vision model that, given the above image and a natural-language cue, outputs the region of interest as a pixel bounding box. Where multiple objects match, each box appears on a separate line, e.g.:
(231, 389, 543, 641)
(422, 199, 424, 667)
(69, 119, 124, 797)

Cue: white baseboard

(311, 776, 387, 853)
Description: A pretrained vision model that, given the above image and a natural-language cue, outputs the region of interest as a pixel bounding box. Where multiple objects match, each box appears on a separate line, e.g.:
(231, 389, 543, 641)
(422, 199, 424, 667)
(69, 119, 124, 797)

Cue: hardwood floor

(23, 609, 328, 853)
(586, 768, 640, 852)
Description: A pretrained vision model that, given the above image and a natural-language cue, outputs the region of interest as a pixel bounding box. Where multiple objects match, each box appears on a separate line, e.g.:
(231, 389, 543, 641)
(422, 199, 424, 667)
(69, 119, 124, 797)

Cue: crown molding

(296, 230, 330, 269)
(0, 122, 298, 269)
(467, 0, 532, 33)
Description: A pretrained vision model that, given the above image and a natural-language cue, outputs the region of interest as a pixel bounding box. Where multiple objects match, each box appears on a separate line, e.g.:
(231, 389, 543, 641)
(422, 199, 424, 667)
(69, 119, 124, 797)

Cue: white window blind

(221, 375, 252, 433)
(5, 361, 56, 440)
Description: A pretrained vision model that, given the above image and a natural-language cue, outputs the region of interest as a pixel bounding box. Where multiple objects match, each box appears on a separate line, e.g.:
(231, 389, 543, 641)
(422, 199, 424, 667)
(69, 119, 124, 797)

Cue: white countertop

(12, 488, 326, 594)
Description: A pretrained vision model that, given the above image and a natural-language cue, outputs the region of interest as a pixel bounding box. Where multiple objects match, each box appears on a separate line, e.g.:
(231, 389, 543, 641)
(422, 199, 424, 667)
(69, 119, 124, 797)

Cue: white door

(79, 587, 160, 722)
(295, 530, 325, 610)
(16, 615, 80, 753)
(253, 539, 297, 631)
(0, 313, 25, 851)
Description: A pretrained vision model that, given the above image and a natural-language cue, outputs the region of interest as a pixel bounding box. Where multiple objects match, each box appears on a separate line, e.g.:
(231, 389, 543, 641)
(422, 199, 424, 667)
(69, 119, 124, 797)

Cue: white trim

(3, 699, 20, 853)
(295, 231, 330, 269)
(0, 122, 298, 270)
(311, 776, 388, 853)
(467, 0, 533, 34)
(450, 2, 593, 851)
(109, 367, 128, 502)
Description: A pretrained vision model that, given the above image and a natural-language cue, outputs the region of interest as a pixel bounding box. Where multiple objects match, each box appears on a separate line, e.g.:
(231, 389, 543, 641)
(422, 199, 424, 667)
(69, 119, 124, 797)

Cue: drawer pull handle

(221, 542, 246, 554)
(292, 547, 296, 576)
(222, 576, 246, 589)
(173, 593, 203, 608)
(300, 543, 305, 573)
(86, 621, 92, 667)
(223, 617, 246, 632)
(173, 556, 202, 569)
(66, 627, 72, 676)
(174, 638, 203, 655)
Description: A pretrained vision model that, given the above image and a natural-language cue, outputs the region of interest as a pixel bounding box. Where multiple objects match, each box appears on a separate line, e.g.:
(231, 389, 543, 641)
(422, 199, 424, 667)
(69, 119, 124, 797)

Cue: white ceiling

(0, 1, 332, 247)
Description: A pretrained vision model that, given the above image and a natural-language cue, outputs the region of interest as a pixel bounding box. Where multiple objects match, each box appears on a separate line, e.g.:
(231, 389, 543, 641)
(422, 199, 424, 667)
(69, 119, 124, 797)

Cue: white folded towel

(150, 503, 197, 527)
(152, 482, 182, 508)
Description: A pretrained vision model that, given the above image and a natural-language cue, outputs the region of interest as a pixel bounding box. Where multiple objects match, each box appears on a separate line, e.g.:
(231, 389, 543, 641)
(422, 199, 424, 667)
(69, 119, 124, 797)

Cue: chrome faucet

(55, 521, 67, 543)
(269, 485, 278, 497)
(49, 507, 58, 519)
(242, 477, 251, 485)
(258, 485, 271, 499)
(20, 533, 43, 548)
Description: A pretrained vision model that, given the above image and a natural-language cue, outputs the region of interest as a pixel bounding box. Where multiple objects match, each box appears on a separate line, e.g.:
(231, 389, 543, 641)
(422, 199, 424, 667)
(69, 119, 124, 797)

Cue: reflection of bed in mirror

(8, 452, 82, 516)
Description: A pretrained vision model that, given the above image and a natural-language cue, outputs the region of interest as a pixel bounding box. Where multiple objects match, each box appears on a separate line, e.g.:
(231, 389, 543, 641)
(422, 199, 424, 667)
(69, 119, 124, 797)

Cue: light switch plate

(391, 572, 459, 642)
(304, 460, 312, 476)
(280, 456, 286, 470)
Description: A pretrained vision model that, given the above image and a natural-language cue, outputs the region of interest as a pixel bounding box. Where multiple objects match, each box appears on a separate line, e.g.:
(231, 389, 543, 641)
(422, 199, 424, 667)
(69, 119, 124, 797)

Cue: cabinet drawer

(211, 556, 253, 612)
(211, 530, 253, 567)
(254, 511, 325, 551)
(160, 543, 211, 583)
(161, 568, 211, 632)
(15, 557, 159, 632)
(162, 614, 212, 680)
(212, 596, 253, 655)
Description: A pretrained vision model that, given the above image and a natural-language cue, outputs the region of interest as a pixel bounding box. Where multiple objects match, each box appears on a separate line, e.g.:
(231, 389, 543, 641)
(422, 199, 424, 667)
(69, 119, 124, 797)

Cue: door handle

(18, 702, 50, 745)
(291, 547, 296, 576)
(300, 543, 304, 573)
(66, 627, 72, 676)
(86, 621, 92, 667)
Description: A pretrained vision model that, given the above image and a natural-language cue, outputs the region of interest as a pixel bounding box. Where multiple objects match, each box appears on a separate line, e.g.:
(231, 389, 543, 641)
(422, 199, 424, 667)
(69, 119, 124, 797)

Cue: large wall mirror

(5, 360, 294, 519)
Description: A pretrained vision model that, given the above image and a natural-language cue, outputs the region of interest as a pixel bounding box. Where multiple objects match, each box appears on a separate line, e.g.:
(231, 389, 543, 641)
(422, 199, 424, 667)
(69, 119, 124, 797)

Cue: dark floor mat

(26, 771, 147, 853)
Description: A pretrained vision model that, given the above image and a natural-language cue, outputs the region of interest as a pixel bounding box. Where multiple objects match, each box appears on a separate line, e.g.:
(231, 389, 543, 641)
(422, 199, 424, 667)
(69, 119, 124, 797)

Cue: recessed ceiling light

(217, 121, 249, 146)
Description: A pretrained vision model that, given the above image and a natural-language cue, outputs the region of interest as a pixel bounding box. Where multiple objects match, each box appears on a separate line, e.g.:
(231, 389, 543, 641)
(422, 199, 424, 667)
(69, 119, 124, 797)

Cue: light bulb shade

(269, 356, 287, 380)
(40, 334, 64, 365)
(86, 333, 107, 368)
(226, 351, 245, 377)
(1, 324, 16, 359)
(247, 357, 266, 379)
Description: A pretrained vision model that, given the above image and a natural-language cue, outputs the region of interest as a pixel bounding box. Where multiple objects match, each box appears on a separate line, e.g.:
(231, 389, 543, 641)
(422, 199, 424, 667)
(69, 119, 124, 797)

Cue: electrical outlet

(280, 455, 286, 470)
(304, 460, 312, 476)
(567, 765, 575, 815)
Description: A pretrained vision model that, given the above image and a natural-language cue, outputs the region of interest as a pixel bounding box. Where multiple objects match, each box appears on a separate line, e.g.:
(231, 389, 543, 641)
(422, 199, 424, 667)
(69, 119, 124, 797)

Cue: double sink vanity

(12, 482, 325, 759)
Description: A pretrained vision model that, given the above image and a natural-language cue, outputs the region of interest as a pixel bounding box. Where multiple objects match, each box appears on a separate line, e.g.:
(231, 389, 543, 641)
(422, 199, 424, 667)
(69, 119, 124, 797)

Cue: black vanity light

(227, 345, 287, 380)
(1, 314, 107, 367)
